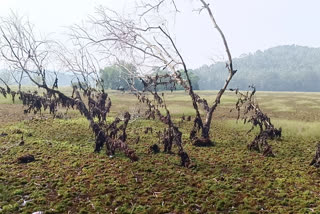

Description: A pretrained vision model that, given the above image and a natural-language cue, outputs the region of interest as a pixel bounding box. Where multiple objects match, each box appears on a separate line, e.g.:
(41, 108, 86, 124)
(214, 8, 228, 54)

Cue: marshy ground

(1, 90, 320, 213)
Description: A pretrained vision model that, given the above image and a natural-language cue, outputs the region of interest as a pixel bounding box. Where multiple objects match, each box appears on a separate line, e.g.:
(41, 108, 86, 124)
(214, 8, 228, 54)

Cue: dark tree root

(193, 137, 214, 147)
(144, 127, 153, 134)
(179, 151, 192, 168)
(17, 154, 35, 163)
(109, 139, 139, 162)
(0, 132, 8, 137)
(310, 142, 320, 167)
(134, 136, 140, 144)
(247, 133, 275, 157)
(149, 144, 160, 154)
(263, 144, 275, 157)
(125, 149, 139, 162)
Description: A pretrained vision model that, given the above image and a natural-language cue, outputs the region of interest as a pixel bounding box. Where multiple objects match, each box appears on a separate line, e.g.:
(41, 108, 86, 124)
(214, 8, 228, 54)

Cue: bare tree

(0, 13, 48, 91)
(72, 0, 237, 146)
(0, 13, 138, 161)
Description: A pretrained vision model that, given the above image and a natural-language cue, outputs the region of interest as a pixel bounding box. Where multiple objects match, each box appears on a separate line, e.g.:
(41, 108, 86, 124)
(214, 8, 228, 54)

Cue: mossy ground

(1, 90, 320, 213)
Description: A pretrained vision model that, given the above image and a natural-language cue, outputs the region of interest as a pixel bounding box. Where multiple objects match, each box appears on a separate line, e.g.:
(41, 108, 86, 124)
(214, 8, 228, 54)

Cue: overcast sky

(1, 0, 320, 68)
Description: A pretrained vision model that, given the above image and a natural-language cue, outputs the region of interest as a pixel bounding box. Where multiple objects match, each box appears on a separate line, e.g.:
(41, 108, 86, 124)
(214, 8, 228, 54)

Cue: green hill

(193, 45, 320, 92)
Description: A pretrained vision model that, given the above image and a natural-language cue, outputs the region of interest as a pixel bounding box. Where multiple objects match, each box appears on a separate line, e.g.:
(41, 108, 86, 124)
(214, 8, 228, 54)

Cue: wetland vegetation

(1, 90, 320, 213)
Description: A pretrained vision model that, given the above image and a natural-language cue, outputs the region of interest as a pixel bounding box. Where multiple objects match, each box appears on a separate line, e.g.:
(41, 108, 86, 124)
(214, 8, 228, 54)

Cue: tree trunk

(192, 107, 214, 147)
(202, 105, 216, 138)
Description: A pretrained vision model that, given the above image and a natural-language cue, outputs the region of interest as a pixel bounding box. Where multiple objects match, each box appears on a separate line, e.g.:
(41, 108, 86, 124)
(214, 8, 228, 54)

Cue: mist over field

(2, 45, 319, 92)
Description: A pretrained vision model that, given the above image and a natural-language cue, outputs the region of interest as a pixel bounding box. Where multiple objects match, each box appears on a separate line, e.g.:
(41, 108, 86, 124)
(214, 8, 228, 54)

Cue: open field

(1, 90, 320, 213)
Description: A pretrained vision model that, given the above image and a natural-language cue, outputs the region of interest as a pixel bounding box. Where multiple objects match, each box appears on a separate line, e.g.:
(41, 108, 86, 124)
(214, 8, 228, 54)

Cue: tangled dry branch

(0, 83, 138, 161)
(128, 74, 191, 167)
(232, 86, 282, 157)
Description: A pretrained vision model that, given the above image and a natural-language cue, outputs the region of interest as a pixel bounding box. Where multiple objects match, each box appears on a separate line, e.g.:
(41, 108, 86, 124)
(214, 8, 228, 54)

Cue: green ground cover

(0, 90, 320, 213)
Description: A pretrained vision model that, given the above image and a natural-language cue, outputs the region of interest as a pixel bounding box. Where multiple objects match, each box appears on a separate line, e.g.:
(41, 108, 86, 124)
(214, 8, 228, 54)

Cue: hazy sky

(1, 0, 320, 68)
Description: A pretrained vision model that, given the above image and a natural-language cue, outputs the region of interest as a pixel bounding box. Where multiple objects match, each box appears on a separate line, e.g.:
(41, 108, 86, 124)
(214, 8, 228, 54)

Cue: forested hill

(192, 45, 320, 92)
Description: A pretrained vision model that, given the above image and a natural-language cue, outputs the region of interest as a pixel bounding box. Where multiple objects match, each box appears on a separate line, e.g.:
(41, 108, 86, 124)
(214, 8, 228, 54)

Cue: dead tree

(135, 0, 237, 146)
(0, 13, 26, 91)
(0, 13, 138, 161)
(232, 86, 281, 157)
(72, 0, 237, 146)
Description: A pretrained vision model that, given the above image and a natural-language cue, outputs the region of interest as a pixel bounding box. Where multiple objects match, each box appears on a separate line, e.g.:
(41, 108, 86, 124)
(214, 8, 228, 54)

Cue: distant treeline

(2, 45, 320, 92)
(100, 63, 200, 91)
(192, 45, 320, 92)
